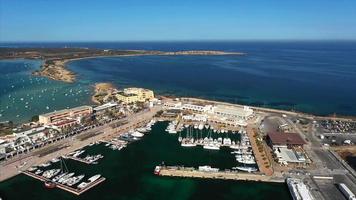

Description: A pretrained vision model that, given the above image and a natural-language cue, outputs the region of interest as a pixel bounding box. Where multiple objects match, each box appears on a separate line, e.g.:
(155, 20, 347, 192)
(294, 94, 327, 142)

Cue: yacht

(198, 166, 219, 172)
(88, 174, 101, 182)
(58, 172, 75, 184)
(52, 172, 68, 182)
(203, 143, 220, 150)
(233, 166, 258, 173)
(66, 175, 85, 186)
(130, 131, 144, 138)
(35, 169, 43, 175)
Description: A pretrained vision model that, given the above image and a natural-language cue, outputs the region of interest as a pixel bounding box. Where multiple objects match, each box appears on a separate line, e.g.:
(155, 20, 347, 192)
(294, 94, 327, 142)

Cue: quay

(157, 166, 284, 183)
(22, 171, 106, 195)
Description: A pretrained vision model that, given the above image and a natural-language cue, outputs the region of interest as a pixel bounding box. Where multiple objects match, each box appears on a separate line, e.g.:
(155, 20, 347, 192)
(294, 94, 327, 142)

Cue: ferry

(286, 178, 315, 200)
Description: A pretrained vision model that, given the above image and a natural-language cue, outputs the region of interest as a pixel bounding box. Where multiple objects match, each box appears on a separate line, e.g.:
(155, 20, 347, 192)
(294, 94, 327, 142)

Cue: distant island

(0, 48, 245, 83)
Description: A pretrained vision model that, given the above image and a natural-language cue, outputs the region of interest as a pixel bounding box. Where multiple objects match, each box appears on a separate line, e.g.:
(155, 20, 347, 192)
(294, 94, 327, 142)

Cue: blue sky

(1, 0, 356, 41)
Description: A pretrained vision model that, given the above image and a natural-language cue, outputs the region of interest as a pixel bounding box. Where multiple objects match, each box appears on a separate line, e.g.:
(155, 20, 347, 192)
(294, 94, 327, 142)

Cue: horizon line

(1, 39, 356, 43)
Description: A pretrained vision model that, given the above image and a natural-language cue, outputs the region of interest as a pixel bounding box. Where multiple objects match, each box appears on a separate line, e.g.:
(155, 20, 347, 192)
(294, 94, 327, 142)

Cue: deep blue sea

(1, 41, 356, 122)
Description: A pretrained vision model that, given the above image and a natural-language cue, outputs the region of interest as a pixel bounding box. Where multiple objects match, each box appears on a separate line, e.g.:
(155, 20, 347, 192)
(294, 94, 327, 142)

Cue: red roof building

(266, 132, 306, 148)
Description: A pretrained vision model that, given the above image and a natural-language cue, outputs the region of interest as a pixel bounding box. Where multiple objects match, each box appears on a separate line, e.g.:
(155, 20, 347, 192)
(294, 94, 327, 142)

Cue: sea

(1, 41, 356, 199)
(1, 41, 356, 123)
(0, 122, 291, 200)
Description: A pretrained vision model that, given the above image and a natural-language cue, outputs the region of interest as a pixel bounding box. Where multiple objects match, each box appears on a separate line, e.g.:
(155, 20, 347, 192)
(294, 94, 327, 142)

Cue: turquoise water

(1, 42, 356, 124)
(0, 59, 92, 123)
(0, 122, 291, 200)
(64, 41, 356, 116)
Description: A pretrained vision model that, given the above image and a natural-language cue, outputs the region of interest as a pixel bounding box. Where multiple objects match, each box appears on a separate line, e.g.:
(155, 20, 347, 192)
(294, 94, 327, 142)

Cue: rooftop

(40, 105, 92, 117)
(267, 132, 306, 145)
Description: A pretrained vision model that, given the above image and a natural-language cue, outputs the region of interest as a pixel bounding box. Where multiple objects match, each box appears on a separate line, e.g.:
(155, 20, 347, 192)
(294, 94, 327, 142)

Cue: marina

(22, 170, 106, 195)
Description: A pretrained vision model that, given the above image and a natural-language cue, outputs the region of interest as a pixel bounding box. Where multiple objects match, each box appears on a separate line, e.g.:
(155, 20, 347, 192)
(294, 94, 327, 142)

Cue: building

(93, 102, 118, 114)
(39, 105, 93, 125)
(266, 132, 306, 148)
(212, 105, 254, 120)
(116, 88, 154, 104)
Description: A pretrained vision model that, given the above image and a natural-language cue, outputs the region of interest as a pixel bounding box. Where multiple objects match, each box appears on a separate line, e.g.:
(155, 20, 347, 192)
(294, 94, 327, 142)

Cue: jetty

(64, 155, 93, 164)
(22, 171, 106, 195)
(156, 166, 284, 183)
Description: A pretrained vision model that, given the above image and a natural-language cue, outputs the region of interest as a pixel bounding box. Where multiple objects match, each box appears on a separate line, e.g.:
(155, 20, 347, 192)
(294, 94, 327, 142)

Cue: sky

(0, 0, 356, 42)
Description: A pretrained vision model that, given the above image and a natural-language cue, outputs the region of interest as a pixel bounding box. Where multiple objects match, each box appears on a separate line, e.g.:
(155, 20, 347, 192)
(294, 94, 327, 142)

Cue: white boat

(88, 174, 101, 182)
(77, 181, 89, 189)
(67, 175, 85, 186)
(198, 166, 219, 172)
(35, 169, 43, 175)
(43, 169, 61, 179)
(58, 173, 75, 184)
(131, 131, 144, 138)
(52, 172, 68, 182)
(40, 162, 51, 167)
(181, 142, 197, 147)
(203, 144, 220, 150)
(51, 158, 60, 163)
(233, 166, 258, 173)
(27, 166, 37, 172)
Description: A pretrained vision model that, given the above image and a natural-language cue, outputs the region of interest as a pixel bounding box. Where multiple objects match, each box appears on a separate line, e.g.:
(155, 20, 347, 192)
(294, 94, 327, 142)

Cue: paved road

(0, 106, 161, 182)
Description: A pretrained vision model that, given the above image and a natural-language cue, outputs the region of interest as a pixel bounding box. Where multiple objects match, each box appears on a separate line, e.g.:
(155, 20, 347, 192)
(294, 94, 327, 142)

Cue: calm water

(1, 41, 356, 123)
(0, 59, 92, 123)
(0, 122, 291, 200)
(347, 156, 356, 171)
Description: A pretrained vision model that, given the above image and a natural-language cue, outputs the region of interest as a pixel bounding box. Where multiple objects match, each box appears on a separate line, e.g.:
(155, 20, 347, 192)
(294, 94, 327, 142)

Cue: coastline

(0, 48, 244, 83)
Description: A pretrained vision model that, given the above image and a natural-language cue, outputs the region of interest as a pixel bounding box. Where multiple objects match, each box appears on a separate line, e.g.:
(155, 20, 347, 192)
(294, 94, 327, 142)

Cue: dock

(22, 171, 105, 195)
(157, 166, 284, 183)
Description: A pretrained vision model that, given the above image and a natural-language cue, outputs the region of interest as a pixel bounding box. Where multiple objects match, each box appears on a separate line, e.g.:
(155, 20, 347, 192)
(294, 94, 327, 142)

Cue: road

(0, 106, 161, 182)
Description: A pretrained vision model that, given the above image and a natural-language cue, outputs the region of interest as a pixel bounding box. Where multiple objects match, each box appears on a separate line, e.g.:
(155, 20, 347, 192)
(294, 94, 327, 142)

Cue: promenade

(0, 106, 161, 182)
(158, 166, 284, 183)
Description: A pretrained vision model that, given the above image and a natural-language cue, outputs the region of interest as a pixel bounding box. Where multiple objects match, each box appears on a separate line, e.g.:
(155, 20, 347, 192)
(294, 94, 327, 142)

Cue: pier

(157, 166, 284, 183)
(22, 171, 106, 195)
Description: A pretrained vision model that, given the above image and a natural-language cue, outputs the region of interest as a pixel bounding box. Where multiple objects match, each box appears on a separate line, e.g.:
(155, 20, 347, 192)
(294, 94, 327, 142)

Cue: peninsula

(0, 48, 244, 83)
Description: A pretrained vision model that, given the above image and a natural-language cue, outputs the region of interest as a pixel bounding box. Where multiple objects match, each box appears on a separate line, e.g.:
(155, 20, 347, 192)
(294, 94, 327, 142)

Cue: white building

(212, 105, 253, 120)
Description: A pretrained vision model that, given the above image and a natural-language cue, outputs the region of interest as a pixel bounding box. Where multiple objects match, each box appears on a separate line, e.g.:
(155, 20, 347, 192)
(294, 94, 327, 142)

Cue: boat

(198, 166, 219, 172)
(44, 181, 56, 189)
(233, 166, 258, 173)
(88, 174, 101, 182)
(40, 162, 51, 167)
(35, 169, 43, 175)
(58, 172, 75, 184)
(52, 172, 68, 182)
(66, 175, 85, 186)
(27, 166, 37, 172)
(130, 131, 144, 138)
(77, 181, 89, 189)
(154, 166, 161, 175)
(43, 169, 61, 179)
(51, 158, 60, 163)
(181, 142, 197, 147)
(203, 144, 220, 150)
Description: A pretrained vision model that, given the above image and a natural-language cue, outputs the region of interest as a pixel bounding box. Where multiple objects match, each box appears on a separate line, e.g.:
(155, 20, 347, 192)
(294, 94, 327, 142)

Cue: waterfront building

(93, 102, 118, 114)
(266, 132, 306, 149)
(212, 105, 254, 120)
(116, 88, 154, 104)
(38, 105, 93, 125)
